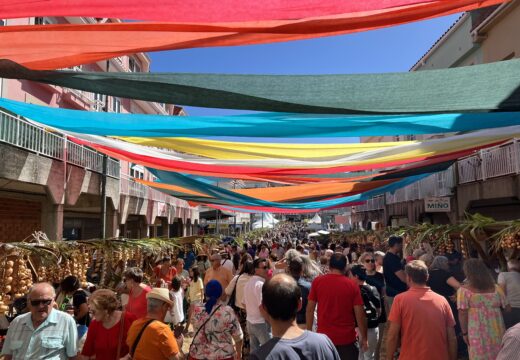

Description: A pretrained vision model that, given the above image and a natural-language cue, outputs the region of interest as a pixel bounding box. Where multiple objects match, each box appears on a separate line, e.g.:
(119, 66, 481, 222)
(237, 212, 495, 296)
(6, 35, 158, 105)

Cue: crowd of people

(0, 222, 519, 360)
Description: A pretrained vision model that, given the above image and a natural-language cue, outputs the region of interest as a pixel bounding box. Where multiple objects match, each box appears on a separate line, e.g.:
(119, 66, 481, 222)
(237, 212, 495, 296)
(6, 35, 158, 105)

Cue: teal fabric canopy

(1, 59, 520, 114)
(1, 98, 520, 138)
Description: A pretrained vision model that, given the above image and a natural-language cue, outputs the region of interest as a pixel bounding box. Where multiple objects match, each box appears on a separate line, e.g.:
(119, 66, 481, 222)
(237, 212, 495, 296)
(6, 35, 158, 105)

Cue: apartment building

(352, 1, 520, 228)
(0, 16, 200, 242)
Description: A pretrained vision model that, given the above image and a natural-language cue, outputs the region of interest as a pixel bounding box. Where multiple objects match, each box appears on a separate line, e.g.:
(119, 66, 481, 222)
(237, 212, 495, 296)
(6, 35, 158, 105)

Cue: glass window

(112, 97, 121, 113)
(0, 19, 5, 26)
(129, 57, 141, 73)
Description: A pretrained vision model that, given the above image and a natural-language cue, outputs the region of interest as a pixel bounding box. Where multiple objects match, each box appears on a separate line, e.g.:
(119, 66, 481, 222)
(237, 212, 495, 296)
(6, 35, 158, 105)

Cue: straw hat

(146, 288, 174, 306)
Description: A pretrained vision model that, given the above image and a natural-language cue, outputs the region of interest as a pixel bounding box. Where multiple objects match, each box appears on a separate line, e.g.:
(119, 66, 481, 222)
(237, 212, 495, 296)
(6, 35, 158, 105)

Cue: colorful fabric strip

(2, 58, 519, 114)
(2, 99, 520, 148)
(0, 0, 506, 70)
(0, 0, 504, 23)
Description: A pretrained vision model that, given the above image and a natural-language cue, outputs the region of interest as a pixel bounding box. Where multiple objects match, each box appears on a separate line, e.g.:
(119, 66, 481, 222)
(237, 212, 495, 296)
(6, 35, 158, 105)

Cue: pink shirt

(388, 287, 455, 360)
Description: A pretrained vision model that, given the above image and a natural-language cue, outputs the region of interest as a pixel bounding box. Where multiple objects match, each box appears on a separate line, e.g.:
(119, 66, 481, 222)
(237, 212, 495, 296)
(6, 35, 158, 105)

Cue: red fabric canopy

(0, 0, 505, 69)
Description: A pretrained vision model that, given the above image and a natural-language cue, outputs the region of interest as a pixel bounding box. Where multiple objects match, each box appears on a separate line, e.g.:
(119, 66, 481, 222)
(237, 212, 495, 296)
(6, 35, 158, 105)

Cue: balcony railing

(353, 195, 385, 212)
(355, 166, 456, 212)
(0, 108, 119, 178)
(386, 166, 455, 204)
(119, 174, 191, 209)
(458, 139, 520, 184)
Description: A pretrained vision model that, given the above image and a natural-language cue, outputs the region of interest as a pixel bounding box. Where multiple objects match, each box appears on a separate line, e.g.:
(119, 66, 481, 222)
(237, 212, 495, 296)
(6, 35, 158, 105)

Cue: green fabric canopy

(1, 59, 520, 114)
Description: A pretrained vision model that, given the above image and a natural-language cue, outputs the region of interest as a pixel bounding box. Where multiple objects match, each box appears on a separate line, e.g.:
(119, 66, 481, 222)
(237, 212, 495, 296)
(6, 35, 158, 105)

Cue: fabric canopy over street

(0, 0, 506, 70)
(2, 59, 520, 114)
(0, 0, 515, 212)
(3, 98, 520, 141)
(0, 0, 505, 23)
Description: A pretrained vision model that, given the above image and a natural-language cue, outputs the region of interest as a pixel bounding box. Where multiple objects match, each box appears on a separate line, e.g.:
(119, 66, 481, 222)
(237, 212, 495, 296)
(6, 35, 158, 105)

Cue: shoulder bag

(130, 319, 155, 358)
(188, 305, 222, 355)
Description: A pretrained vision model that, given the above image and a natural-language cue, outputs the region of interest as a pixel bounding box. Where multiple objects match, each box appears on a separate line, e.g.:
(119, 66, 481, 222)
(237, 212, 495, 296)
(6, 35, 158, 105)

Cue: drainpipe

(100, 60, 109, 239)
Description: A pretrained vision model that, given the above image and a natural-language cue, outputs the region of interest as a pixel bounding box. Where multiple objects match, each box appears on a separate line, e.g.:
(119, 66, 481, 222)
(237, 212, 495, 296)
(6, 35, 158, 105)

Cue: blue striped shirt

(1, 309, 77, 359)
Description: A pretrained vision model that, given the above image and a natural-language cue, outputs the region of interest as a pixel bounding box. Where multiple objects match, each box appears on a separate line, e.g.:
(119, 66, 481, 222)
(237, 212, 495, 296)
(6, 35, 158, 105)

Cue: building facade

(0, 16, 200, 242)
(353, 1, 520, 228)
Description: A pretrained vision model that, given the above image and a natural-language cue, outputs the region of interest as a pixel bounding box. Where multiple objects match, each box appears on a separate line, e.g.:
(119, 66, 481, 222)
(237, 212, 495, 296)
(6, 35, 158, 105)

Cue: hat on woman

(146, 287, 174, 306)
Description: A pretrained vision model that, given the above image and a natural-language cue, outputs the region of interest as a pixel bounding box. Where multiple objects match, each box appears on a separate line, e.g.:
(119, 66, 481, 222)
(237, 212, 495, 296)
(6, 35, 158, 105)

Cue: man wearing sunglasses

(1, 282, 78, 360)
(243, 258, 272, 353)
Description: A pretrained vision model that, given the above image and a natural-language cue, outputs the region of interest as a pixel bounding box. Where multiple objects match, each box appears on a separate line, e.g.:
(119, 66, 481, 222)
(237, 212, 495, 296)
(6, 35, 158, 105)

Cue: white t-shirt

(225, 274, 251, 309)
(498, 271, 520, 308)
(166, 289, 185, 325)
(242, 275, 266, 324)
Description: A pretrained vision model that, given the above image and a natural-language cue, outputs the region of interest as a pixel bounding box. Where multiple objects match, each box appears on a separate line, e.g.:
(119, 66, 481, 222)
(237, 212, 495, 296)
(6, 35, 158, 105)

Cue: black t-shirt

(383, 252, 407, 297)
(250, 331, 340, 360)
(427, 269, 455, 299)
(296, 278, 311, 325)
(72, 289, 89, 326)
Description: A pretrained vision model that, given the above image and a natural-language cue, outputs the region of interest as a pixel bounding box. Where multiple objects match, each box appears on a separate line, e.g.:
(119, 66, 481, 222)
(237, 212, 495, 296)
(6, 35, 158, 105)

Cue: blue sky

(150, 13, 460, 118)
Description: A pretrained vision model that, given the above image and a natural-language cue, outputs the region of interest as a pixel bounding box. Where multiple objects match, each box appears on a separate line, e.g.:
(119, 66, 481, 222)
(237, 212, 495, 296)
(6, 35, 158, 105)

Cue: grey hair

(28, 282, 56, 298)
(147, 297, 166, 312)
(374, 251, 385, 258)
(285, 249, 321, 280)
(430, 256, 450, 271)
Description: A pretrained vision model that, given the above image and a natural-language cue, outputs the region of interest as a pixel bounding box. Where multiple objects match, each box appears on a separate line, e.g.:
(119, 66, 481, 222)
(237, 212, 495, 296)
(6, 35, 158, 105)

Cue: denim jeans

(358, 327, 379, 360)
(247, 321, 271, 353)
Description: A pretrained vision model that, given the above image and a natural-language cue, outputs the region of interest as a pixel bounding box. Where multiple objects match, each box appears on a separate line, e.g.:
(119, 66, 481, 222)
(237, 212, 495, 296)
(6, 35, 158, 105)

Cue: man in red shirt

(386, 260, 457, 360)
(306, 253, 368, 359)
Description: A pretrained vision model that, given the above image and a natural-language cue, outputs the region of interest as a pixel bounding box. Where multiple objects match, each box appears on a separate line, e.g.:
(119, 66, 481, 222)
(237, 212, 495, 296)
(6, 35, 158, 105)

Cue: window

(129, 163, 144, 179)
(0, 19, 5, 26)
(92, 93, 107, 112)
(129, 57, 141, 73)
(112, 97, 121, 113)
(34, 17, 53, 25)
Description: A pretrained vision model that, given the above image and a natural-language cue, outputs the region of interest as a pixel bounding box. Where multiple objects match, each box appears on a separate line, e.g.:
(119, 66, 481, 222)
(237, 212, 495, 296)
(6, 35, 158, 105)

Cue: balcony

(386, 166, 455, 204)
(458, 139, 520, 184)
(119, 174, 190, 208)
(353, 195, 385, 212)
(0, 107, 119, 178)
(354, 166, 456, 212)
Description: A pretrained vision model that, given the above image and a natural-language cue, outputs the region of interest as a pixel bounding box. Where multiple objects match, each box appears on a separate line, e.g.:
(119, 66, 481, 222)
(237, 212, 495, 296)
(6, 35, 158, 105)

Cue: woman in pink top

(123, 267, 151, 319)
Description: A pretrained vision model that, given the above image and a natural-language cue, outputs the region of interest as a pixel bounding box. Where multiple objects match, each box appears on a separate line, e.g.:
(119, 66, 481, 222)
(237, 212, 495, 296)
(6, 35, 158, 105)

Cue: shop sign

(425, 197, 451, 212)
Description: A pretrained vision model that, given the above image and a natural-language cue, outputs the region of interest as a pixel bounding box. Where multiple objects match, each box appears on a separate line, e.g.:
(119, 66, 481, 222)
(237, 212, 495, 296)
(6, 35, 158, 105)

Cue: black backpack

(360, 284, 380, 329)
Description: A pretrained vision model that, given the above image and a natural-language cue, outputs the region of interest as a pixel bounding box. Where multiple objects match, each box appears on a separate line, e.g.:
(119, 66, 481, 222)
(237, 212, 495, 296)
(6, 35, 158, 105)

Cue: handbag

(115, 312, 126, 360)
(228, 275, 242, 312)
(189, 305, 222, 355)
(130, 319, 155, 358)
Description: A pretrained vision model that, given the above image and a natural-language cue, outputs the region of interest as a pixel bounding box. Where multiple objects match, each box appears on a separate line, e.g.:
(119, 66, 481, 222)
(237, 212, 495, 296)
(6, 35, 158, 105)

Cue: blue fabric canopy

(2, 98, 520, 138)
(148, 168, 430, 209)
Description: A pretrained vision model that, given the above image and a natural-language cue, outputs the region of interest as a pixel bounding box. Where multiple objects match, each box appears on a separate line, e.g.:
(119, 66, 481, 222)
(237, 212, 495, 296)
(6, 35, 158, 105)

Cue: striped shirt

(497, 323, 520, 360)
(1, 309, 77, 359)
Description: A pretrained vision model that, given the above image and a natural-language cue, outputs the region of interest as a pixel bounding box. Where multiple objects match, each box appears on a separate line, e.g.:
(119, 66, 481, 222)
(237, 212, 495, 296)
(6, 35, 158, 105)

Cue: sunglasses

(364, 259, 375, 264)
(30, 299, 53, 307)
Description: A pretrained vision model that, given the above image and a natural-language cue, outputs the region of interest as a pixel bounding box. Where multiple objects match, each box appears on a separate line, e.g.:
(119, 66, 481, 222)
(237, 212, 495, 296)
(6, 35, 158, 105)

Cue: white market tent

(252, 212, 279, 229)
(308, 213, 322, 224)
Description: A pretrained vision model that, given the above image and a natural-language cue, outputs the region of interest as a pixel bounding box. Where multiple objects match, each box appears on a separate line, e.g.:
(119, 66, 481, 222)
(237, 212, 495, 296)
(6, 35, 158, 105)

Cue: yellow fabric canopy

(118, 136, 413, 160)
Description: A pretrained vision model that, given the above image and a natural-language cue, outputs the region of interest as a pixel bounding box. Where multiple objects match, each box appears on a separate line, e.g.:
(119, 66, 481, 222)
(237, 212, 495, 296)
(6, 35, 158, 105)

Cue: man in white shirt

(243, 258, 271, 353)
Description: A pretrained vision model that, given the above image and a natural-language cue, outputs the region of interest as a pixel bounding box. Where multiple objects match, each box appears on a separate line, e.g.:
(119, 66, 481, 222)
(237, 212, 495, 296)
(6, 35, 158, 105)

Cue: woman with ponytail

(189, 280, 243, 360)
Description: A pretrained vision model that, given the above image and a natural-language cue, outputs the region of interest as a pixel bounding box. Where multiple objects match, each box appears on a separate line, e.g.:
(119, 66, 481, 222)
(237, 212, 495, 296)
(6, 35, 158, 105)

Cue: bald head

(262, 273, 301, 321)
(28, 282, 56, 298)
